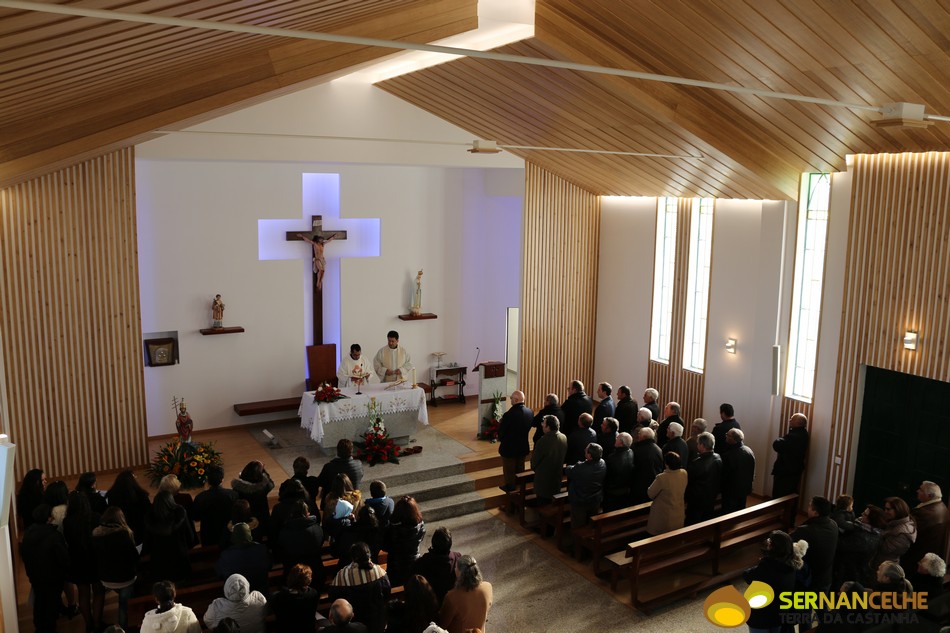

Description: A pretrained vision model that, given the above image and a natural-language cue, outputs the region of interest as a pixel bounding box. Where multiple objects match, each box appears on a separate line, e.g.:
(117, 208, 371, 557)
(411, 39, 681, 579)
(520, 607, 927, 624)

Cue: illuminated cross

(258, 173, 380, 350)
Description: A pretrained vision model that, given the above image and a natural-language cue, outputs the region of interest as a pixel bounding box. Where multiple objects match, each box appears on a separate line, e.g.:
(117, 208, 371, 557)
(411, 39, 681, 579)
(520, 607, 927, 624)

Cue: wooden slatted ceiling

(0, 148, 147, 481)
(0, 0, 478, 187)
(825, 151, 950, 499)
(381, 0, 950, 200)
(520, 163, 600, 413)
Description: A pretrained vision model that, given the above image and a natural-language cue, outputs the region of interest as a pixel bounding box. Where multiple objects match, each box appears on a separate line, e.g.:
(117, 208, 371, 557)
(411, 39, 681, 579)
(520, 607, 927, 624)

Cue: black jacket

(712, 418, 740, 455)
(655, 415, 684, 448)
(561, 391, 593, 437)
(685, 452, 722, 510)
(593, 397, 615, 429)
(532, 404, 566, 445)
(743, 557, 797, 629)
(20, 522, 69, 586)
(614, 396, 640, 434)
(566, 458, 606, 507)
(604, 446, 635, 498)
(793, 515, 839, 591)
(192, 485, 238, 547)
(498, 402, 534, 458)
(566, 426, 597, 466)
(384, 520, 426, 587)
(632, 439, 664, 503)
(91, 523, 139, 584)
(720, 442, 756, 501)
(665, 436, 690, 469)
(278, 515, 326, 587)
(772, 426, 809, 477)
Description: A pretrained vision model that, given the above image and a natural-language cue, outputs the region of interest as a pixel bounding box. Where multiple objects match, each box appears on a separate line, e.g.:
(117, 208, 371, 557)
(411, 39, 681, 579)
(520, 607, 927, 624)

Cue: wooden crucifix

(287, 216, 346, 344)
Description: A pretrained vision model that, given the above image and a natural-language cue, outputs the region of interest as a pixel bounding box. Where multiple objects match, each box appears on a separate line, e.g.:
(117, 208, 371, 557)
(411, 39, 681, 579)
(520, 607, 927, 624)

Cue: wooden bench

(604, 494, 798, 613)
(572, 501, 652, 573)
(233, 397, 300, 416)
(536, 491, 572, 548)
(507, 470, 569, 528)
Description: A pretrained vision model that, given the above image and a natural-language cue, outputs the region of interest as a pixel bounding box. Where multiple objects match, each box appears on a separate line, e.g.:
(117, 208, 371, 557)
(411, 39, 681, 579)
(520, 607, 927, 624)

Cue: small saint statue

(410, 270, 423, 316)
(211, 294, 225, 328)
(174, 398, 193, 443)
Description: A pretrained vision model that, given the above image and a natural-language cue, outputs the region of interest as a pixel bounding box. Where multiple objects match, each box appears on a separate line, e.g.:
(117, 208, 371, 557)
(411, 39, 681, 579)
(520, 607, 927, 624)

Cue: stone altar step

(381, 457, 507, 522)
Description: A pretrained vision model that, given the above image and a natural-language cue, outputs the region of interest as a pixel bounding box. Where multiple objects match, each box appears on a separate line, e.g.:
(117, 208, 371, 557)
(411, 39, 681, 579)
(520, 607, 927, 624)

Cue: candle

(412, 368, 417, 386)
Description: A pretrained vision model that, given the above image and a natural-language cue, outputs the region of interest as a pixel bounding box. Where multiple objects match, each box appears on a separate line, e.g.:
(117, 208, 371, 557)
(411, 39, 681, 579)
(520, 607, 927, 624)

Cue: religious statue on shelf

(211, 294, 225, 328)
(174, 397, 193, 443)
(297, 232, 340, 290)
(410, 269, 423, 316)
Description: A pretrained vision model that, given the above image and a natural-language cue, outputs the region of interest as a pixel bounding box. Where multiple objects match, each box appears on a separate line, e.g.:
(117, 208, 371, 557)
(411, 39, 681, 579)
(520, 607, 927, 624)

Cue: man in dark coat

(566, 413, 598, 465)
(603, 432, 635, 511)
(631, 427, 664, 504)
(771, 413, 809, 498)
(532, 393, 566, 445)
(655, 402, 684, 449)
(20, 504, 70, 633)
(561, 380, 593, 438)
(642, 388, 661, 423)
(903, 481, 950, 567)
(317, 438, 364, 505)
(686, 418, 708, 463)
(685, 432, 722, 525)
(665, 422, 690, 468)
(598, 416, 619, 458)
(792, 496, 839, 592)
(498, 390, 534, 491)
(193, 465, 239, 547)
(592, 382, 615, 430)
(712, 403, 740, 455)
(530, 415, 568, 502)
(720, 428, 756, 514)
(566, 442, 606, 530)
(614, 385, 639, 434)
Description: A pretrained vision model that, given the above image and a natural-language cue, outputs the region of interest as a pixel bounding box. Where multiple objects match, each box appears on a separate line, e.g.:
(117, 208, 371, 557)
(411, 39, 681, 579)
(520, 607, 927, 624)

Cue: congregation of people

(495, 380, 950, 630)
(16, 438, 492, 633)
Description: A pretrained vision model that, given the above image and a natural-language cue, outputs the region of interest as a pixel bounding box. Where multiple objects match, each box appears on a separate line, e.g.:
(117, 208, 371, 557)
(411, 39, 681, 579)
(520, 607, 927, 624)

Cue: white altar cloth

(298, 383, 428, 446)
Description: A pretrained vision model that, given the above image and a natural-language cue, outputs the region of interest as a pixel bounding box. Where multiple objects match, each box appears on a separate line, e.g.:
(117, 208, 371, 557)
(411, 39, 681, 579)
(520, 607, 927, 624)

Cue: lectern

(475, 361, 507, 434)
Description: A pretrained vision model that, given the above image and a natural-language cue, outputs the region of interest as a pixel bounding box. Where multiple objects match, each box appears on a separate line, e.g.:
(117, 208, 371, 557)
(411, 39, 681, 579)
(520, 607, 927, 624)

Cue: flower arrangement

(314, 381, 348, 403)
(479, 391, 504, 442)
(147, 438, 222, 489)
(354, 397, 400, 466)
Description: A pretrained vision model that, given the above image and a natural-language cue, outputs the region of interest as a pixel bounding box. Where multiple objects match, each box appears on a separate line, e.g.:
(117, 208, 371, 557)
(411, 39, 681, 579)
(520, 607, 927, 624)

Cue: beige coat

(646, 467, 688, 535)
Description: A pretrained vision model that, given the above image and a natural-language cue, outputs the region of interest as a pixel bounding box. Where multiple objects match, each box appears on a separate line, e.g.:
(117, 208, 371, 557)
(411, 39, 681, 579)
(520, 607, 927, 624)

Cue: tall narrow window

(650, 197, 678, 363)
(682, 198, 714, 372)
(786, 173, 831, 401)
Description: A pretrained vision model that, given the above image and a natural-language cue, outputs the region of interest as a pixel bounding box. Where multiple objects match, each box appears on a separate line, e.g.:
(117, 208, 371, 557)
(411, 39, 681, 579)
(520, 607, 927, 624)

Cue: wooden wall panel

(0, 148, 147, 480)
(825, 152, 950, 498)
(520, 163, 600, 411)
(647, 198, 706, 427)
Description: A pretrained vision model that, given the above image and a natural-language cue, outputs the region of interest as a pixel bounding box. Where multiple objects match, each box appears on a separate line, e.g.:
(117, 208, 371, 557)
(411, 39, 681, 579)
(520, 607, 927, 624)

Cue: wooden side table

(430, 366, 466, 406)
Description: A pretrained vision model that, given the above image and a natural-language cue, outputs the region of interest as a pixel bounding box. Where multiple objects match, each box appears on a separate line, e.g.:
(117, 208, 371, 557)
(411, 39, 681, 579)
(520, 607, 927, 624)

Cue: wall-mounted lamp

(903, 330, 918, 351)
(725, 338, 737, 354)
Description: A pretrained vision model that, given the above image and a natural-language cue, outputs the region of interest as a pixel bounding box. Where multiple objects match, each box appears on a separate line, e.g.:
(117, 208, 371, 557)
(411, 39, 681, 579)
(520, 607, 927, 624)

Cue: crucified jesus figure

(297, 232, 340, 289)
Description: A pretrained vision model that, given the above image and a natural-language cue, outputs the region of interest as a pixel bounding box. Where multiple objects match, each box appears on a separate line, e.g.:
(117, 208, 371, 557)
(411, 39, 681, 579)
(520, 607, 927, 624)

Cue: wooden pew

(572, 501, 652, 573)
(536, 491, 572, 548)
(603, 494, 798, 613)
(507, 470, 567, 528)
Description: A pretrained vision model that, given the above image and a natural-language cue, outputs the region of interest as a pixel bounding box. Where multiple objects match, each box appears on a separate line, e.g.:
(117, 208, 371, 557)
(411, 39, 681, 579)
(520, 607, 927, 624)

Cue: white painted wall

(594, 197, 657, 394)
(136, 82, 524, 436)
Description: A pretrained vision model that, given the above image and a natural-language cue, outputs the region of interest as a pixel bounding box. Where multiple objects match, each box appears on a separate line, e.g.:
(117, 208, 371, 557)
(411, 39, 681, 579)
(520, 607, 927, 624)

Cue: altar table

(298, 383, 428, 450)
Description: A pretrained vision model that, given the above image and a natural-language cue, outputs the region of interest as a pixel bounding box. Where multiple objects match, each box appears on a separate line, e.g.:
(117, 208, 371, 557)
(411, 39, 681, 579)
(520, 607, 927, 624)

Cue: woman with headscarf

(439, 555, 493, 633)
(203, 573, 268, 633)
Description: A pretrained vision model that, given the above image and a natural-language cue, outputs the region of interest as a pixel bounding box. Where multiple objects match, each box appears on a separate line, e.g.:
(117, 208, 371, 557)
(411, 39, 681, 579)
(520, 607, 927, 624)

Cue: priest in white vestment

(337, 343, 376, 387)
(373, 330, 412, 382)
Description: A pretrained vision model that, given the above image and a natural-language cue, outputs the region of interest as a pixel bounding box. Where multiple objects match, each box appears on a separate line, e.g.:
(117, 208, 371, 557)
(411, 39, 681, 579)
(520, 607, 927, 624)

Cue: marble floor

(434, 510, 730, 633)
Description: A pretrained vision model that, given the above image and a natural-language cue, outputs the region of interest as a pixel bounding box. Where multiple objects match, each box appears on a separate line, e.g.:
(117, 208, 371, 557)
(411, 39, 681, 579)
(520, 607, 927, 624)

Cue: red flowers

(314, 382, 347, 403)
